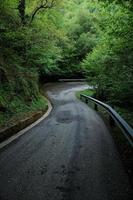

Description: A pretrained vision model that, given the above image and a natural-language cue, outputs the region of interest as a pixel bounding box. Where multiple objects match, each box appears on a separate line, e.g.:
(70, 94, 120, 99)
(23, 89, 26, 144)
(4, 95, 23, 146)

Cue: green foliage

(57, 1, 99, 77)
(76, 89, 95, 99)
(0, 0, 61, 126)
(0, 0, 133, 126)
(82, 1, 133, 107)
(0, 94, 47, 128)
(0, 0, 64, 92)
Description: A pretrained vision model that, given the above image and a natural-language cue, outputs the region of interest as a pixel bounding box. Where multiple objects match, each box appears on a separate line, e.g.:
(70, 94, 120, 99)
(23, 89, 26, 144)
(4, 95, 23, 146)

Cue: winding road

(0, 82, 132, 200)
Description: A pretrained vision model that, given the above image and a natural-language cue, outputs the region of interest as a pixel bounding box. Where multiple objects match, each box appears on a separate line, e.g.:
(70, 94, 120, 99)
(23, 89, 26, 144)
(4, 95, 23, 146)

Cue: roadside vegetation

(0, 0, 133, 128)
(76, 88, 133, 127)
(76, 89, 95, 99)
(0, 94, 48, 128)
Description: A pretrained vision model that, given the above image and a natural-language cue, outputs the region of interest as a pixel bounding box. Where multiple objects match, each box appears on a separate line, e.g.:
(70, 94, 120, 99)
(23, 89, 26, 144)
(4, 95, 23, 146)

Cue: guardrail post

(109, 116, 115, 127)
(85, 98, 88, 104)
(94, 104, 98, 111)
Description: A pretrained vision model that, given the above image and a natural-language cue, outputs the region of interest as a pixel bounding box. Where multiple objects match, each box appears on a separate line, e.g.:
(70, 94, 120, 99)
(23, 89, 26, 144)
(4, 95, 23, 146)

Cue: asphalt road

(0, 82, 132, 200)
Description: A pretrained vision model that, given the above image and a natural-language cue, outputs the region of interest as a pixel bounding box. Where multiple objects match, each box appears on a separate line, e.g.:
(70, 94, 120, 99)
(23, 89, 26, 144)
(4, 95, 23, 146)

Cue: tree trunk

(18, 0, 25, 25)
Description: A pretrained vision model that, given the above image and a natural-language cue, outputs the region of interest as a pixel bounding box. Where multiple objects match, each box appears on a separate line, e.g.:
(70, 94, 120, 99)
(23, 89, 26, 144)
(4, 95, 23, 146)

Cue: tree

(18, 0, 25, 24)
(18, 0, 56, 25)
(82, 1, 133, 106)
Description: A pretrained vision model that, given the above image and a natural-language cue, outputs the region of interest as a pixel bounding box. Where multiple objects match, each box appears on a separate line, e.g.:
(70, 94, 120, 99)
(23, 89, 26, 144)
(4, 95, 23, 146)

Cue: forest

(0, 0, 133, 128)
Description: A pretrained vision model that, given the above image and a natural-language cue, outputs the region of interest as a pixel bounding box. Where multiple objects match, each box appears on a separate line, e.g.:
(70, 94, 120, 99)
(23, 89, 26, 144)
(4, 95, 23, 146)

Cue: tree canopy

(0, 0, 133, 126)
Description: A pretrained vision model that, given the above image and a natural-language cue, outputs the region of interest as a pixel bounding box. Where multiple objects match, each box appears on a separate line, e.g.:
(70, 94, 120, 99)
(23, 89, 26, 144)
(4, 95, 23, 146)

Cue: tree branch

(30, 0, 55, 24)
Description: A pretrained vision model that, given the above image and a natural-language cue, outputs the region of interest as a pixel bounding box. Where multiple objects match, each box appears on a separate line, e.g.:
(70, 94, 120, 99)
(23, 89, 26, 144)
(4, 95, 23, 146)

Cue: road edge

(0, 98, 52, 149)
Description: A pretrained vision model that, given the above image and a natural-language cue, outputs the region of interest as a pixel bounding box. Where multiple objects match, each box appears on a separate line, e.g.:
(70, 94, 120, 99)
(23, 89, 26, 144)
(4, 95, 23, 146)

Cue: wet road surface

(0, 82, 132, 200)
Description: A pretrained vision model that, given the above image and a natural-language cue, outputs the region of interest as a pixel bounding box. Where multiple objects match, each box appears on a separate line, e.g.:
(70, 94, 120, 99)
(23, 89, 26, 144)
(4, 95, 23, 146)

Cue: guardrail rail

(80, 94, 133, 147)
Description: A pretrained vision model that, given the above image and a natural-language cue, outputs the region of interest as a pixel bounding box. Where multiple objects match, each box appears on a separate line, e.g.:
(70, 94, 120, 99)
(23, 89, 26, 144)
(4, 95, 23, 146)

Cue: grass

(115, 107, 133, 128)
(0, 94, 48, 129)
(76, 88, 95, 99)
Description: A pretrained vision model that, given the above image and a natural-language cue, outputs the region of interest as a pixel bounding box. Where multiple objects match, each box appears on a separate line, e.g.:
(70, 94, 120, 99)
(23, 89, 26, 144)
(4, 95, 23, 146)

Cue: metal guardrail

(59, 79, 86, 82)
(80, 94, 133, 146)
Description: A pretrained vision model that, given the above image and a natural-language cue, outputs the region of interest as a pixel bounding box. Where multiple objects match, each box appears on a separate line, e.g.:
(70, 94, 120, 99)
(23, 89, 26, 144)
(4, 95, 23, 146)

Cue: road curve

(0, 82, 132, 200)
